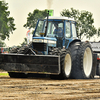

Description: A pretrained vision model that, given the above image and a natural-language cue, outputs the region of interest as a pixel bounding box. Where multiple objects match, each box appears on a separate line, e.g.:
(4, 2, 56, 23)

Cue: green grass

(0, 73, 8, 76)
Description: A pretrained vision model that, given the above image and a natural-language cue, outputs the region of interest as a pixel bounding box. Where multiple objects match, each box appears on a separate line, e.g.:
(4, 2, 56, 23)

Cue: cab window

(72, 23, 77, 37)
(66, 22, 71, 38)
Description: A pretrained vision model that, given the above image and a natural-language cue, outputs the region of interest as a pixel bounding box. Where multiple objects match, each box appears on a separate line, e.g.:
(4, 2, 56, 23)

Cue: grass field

(0, 72, 8, 76)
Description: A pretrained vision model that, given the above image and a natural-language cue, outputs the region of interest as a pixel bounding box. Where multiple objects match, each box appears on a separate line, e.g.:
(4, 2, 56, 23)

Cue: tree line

(0, 0, 100, 47)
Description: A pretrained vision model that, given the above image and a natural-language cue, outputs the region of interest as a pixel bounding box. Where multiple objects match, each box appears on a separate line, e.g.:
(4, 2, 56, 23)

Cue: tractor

(0, 13, 96, 79)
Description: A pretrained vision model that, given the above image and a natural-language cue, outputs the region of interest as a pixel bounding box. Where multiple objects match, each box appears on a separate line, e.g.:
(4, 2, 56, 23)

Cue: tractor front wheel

(50, 49, 72, 79)
(60, 49, 72, 79)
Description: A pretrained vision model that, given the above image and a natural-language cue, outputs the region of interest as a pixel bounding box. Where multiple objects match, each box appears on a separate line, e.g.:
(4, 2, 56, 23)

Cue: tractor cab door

(54, 22, 64, 48)
(65, 21, 77, 48)
(46, 20, 64, 48)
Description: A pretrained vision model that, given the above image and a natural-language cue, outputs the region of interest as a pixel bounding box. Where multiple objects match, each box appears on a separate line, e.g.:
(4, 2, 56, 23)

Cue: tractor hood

(33, 37, 57, 47)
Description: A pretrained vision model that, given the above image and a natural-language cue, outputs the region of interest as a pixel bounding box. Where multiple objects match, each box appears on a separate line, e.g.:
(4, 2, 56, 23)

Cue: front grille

(33, 42, 47, 51)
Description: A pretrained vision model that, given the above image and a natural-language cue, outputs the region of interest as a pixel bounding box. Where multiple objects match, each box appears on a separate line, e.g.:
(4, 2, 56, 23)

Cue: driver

(53, 23, 63, 37)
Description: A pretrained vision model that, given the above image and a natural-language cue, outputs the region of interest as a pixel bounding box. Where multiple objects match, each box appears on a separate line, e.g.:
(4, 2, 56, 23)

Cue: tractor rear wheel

(82, 46, 93, 78)
(69, 42, 94, 79)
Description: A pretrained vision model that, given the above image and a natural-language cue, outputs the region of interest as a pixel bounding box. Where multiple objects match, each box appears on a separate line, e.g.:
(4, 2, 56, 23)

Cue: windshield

(34, 20, 45, 37)
(34, 20, 63, 38)
(47, 21, 63, 37)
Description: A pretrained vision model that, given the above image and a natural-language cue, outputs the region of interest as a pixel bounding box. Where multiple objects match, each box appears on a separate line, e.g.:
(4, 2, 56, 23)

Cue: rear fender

(68, 39, 81, 48)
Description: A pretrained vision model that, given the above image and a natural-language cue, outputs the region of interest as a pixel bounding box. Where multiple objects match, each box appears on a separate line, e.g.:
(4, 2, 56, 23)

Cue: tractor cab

(33, 17, 78, 54)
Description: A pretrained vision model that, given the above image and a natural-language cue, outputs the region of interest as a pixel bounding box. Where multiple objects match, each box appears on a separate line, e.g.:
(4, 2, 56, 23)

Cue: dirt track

(0, 75, 100, 100)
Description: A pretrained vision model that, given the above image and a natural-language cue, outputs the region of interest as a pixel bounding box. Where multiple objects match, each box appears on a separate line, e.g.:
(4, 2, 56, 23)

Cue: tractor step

(0, 53, 60, 74)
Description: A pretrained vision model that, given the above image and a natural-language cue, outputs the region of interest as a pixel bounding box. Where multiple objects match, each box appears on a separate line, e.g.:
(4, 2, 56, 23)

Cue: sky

(4, 0, 100, 46)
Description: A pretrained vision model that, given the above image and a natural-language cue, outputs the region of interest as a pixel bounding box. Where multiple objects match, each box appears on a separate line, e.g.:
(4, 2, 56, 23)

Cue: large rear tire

(82, 46, 93, 78)
(69, 42, 94, 79)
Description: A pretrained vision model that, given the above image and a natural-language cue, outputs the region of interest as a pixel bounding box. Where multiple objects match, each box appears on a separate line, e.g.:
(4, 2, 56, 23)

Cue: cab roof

(45, 16, 75, 21)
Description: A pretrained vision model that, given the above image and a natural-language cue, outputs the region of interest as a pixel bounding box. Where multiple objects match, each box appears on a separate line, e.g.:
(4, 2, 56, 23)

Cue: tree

(0, 40, 6, 47)
(98, 28, 100, 36)
(0, 1, 16, 40)
(20, 38, 27, 46)
(23, 9, 48, 29)
(60, 8, 97, 39)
